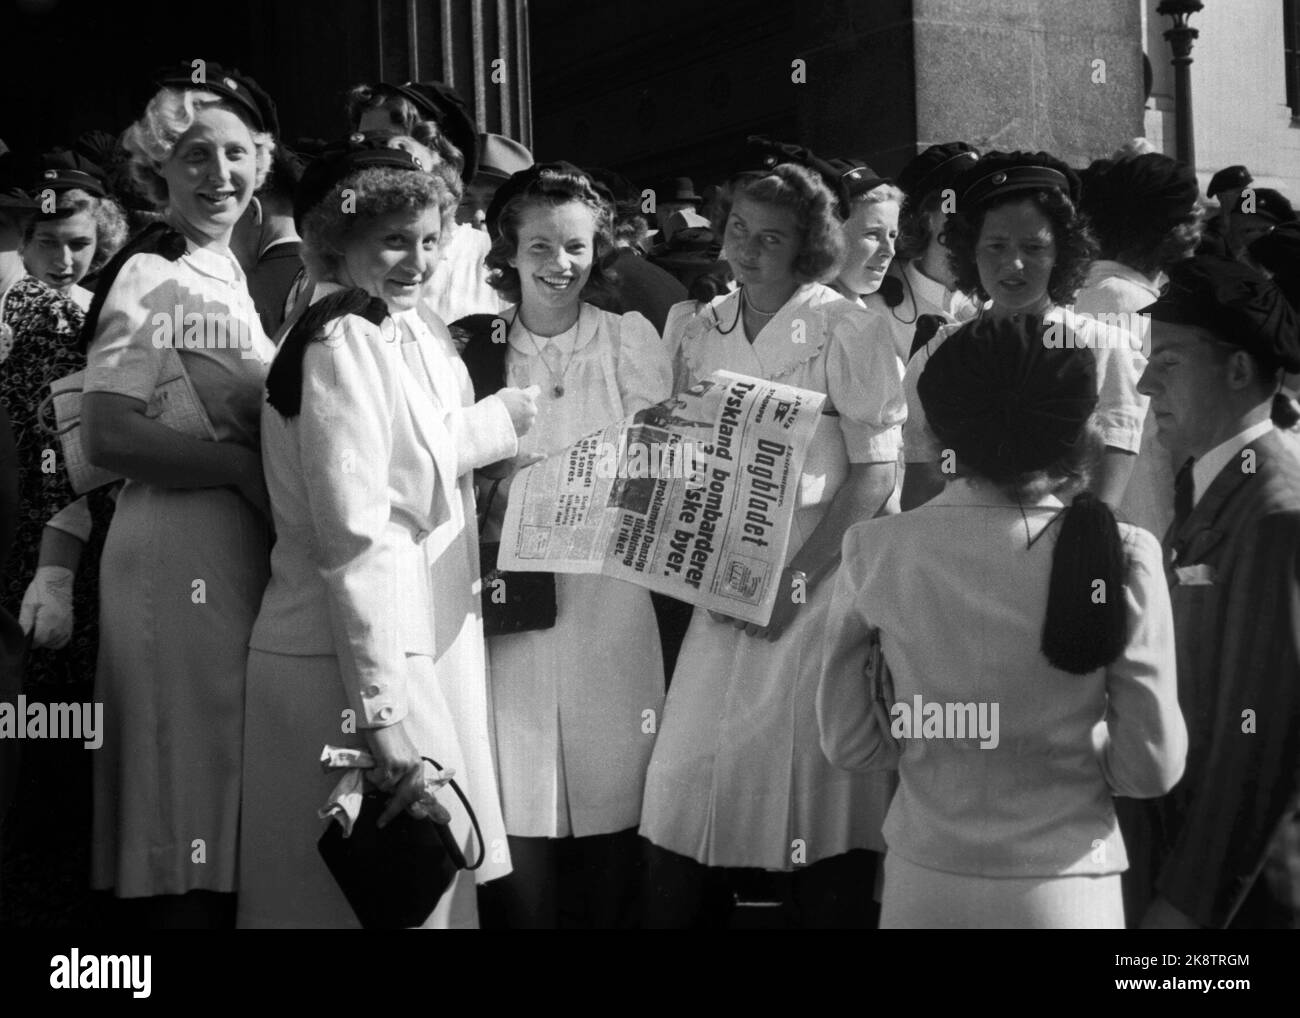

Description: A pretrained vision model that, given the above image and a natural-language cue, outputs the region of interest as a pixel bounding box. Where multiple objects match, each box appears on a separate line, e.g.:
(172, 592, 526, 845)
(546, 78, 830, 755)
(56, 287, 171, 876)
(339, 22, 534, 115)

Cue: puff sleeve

(83, 253, 174, 402)
(613, 310, 672, 413)
(823, 305, 907, 464)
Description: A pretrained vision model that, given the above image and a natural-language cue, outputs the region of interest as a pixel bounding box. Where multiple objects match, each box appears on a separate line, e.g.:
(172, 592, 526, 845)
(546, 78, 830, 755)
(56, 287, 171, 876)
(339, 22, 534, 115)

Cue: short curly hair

(22, 187, 129, 272)
(345, 85, 465, 182)
(942, 189, 1097, 306)
(484, 166, 619, 306)
(300, 166, 458, 284)
(122, 87, 274, 210)
(714, 163, 844, 283)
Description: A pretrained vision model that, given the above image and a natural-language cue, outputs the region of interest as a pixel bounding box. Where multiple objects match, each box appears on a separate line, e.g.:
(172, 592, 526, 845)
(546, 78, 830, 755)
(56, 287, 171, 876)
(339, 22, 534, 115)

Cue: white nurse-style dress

(485, 302, 671, 839)
(641, 282, 905, 870)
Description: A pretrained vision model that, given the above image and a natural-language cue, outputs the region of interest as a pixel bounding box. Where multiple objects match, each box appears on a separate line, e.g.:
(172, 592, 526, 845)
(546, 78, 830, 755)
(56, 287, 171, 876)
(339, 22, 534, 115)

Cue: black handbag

(479, 477, 557, 637)
(317, 756, 484, 929)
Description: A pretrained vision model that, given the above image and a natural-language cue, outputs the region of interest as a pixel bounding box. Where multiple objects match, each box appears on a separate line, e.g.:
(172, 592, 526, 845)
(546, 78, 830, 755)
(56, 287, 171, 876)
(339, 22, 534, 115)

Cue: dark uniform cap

(918, 313, 1098, 477)
(30, 149, 108, 198)
(744, 135, 890, 219)
(1141, 254, 1300, 373)
(1234, 187, 1297, 225)
(293, 132, 430, 228)
(484, 161, 596, 240)
(153, 60, 279, 137)
(896, 141, 980, 202)
(955, 151, 1081, 211)
(1207, 164, 1252, 200)
(372, 81, 479, 184)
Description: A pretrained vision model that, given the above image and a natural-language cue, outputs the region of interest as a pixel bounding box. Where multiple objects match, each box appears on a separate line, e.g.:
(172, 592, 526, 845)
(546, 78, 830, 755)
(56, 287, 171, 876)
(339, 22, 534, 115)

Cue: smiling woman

(471, 163, 670, 928)
(240, 135, 533, 929)
(79, 63, 280, 928)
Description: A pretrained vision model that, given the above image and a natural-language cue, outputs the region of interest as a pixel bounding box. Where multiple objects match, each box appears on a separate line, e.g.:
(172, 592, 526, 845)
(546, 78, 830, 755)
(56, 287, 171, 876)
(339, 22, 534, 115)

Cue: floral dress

(0, 275, 109, 692)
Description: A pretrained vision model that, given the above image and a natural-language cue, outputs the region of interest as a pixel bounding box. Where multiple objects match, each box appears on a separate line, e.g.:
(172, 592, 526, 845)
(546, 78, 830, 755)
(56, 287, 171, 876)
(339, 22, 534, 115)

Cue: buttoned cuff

(355, 675, 409, 729)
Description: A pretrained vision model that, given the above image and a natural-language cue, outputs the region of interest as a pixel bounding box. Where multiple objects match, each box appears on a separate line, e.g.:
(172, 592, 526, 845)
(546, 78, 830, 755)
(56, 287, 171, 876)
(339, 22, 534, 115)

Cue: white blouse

(500, 302, 672, 460)
(84, 238, 276, 450)
(902, 305, 1147, 464)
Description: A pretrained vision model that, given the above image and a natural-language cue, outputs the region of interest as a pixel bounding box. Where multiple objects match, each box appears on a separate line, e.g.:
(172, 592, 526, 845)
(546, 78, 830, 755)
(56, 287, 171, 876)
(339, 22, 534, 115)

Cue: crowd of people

(1, 58, 1298, 930)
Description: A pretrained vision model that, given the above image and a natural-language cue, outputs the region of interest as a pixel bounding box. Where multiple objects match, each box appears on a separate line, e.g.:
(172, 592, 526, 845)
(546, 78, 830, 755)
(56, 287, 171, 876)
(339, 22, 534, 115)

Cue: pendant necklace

(519, 316, 578, 397)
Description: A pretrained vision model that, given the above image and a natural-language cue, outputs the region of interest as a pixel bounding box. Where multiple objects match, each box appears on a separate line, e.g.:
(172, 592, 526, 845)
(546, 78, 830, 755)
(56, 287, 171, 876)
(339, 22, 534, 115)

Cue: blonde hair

(122, 87, 274, 209)
(852, 182, 904, 208)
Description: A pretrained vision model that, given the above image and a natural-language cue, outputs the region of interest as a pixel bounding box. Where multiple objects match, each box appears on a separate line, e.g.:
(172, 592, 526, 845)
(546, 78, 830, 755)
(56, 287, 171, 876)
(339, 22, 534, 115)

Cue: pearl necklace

(741, 286, 780, 318)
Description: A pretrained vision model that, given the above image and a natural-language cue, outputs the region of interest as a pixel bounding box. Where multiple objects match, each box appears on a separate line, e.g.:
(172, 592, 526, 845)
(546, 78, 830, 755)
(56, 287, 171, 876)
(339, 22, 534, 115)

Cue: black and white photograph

(0, 0, 1295, 992)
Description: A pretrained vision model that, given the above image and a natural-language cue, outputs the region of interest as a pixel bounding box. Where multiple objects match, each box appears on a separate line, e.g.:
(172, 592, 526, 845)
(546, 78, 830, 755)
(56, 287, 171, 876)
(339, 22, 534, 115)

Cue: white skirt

(237, 650, 481, 929)
(880, 853, 1124, 929)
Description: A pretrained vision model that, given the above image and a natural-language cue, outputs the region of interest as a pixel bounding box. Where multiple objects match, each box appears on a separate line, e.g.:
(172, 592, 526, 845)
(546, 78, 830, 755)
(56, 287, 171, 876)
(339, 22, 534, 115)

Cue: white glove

(19, 565, 75, 650)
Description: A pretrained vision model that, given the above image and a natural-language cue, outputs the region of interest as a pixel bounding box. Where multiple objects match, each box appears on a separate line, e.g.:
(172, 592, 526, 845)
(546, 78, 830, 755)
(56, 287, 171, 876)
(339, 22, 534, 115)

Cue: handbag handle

(422, 756, 485, 871)
(37, 389, 78, 437)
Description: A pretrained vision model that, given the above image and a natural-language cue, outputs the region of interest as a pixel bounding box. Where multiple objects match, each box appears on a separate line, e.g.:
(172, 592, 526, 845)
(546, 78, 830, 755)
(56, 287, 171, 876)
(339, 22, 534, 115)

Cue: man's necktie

(1171, 456, 1195, 537)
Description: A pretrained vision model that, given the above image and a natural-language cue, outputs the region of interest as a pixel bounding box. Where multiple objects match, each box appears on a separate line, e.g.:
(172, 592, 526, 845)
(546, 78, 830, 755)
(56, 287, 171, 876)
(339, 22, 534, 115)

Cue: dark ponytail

(1041, 491, 1127, 674)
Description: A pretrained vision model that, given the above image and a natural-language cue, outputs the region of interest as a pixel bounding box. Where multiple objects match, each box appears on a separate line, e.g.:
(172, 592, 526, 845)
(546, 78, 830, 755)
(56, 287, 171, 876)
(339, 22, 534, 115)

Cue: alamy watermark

(150, 305, 261, 359)
(1042, 312, 1149, 352)
(0, 696, 102, 748)
(890, 695, 1000, 749)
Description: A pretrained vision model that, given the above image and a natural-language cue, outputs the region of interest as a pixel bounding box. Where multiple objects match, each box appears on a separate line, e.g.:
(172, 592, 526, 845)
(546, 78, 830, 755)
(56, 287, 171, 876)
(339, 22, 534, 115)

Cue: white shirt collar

(903, 260, 966, 316)
(505, 302, 597, 356)
(1191, 418, 1275, 505)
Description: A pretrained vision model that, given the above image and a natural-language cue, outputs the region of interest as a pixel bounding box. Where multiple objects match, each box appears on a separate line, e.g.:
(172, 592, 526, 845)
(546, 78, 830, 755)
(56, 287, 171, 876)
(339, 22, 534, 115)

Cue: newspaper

(497, 371, 827, 625)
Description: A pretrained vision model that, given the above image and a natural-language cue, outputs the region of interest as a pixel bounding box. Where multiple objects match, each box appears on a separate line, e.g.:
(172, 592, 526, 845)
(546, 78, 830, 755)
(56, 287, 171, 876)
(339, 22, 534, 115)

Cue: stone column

(908, 0, 1146, 168)
(376, 0, 532, 146)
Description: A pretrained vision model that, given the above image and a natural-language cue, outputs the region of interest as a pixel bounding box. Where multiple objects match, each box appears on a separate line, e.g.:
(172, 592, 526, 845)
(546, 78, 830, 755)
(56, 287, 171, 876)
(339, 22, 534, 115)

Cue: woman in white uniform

(641, 161, 905, 928)
(476, 163, 670, 928)
(900, 152, 1147, 513)
(237, 137, 535, 928)
(819, 314, 1186, 928)
(80, 64, 279, 927)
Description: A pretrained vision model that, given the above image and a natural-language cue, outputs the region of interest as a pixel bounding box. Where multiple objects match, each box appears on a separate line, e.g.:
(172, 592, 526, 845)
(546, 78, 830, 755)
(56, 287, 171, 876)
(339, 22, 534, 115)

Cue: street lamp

(1157, 0, 1204, 167)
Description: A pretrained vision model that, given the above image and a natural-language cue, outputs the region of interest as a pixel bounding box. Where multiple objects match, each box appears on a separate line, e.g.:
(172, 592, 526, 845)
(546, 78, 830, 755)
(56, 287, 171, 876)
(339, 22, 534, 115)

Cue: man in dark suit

(1136, 255, 1300, 929)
